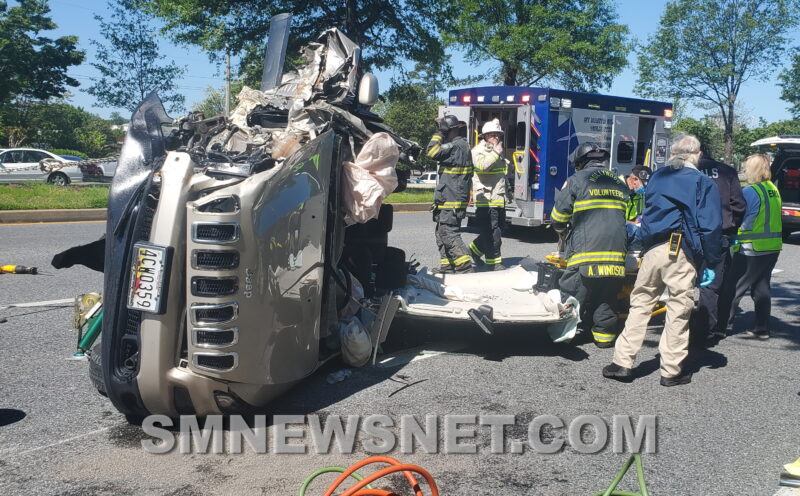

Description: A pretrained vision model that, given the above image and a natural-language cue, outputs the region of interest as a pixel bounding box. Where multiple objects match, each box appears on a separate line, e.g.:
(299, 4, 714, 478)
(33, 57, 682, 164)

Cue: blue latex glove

(699, 268, 715, 287)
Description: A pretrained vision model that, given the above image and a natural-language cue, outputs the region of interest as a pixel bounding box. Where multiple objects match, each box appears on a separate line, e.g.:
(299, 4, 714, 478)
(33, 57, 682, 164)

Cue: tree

(674, 116, 724, 158)
(0, 0, 85, 104)
(779, 49, 800, 119)
(0, 102, 120, 156)
(85, 0, 186, 113)
(735, 119, 800, 159)
(192, 80, 246, 118)
(437, 0, 630, 88)
(373, 83, 440, 170)
(108, 111, 128, 125)
(137, 0, 444, 86)
(636, 0, 800, 163)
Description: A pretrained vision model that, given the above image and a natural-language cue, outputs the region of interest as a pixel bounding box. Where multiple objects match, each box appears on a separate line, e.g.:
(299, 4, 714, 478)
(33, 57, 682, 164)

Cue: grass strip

(0, 183, 109, 210)
(385, 189, 433, 204)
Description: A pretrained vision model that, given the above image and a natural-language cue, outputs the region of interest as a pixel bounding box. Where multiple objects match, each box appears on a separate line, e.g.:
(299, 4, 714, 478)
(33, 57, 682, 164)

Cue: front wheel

(88, 343, 107, 397)
(783, 230, 794, 241)
(47, 172, 69, 186)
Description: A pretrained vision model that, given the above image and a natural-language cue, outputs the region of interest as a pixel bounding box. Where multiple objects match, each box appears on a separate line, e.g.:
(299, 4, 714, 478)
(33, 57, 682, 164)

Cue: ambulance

(440, 86, 673, 226)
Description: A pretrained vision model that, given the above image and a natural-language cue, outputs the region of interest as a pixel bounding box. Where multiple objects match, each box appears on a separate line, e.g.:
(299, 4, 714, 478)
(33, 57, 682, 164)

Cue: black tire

(783, 230, 794, 241)
(47, 172, 70, 186)
(88, 343, 107, 397)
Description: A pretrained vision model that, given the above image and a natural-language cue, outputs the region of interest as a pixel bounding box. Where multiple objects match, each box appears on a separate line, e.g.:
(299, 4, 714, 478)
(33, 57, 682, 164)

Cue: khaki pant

(613, 243, 696, 378)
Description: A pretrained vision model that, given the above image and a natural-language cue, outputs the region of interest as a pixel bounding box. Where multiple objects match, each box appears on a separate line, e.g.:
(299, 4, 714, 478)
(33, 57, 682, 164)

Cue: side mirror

(358, 73, 379, 106)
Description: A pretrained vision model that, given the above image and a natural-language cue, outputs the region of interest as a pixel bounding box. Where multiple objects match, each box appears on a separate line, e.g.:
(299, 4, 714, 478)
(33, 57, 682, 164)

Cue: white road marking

(0, 427, 112, 458)
(0, 298, 74, 310)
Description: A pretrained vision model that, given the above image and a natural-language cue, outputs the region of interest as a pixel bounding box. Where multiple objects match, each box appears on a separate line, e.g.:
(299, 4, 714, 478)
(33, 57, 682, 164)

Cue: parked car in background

(753, 135, 800, 239)
(79, 160, 117, 183)
(418, 171, 438, 184)
(0, 148, 83, 185)
(59, 154, 86, 162)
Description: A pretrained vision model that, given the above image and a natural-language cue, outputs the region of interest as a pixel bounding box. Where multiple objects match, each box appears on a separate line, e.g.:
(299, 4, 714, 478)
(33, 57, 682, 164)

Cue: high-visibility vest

(737, 181, 782, 252)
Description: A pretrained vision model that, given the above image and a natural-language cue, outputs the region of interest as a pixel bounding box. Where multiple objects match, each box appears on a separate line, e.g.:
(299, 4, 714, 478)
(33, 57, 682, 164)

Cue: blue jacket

(635, 166, 723, 268)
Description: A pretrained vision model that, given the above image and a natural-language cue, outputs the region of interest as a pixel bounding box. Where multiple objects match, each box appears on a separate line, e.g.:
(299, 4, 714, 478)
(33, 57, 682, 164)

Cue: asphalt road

(1, 214, 799, 495)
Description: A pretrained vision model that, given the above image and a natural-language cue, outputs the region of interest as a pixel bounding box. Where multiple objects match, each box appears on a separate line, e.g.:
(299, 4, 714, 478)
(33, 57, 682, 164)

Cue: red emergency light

(521, 94, 531, 103)
(462, 95, 472, 103)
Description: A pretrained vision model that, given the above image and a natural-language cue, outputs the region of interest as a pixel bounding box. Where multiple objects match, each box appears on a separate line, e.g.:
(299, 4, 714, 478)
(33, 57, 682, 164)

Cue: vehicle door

(609, 115, 638, 176)
(773, 150, 800, 208)
(512, 104, 532, 203)
(24, 150, 55, 181)
(0, 150, 38, 182)
(438, 105, 472, 144)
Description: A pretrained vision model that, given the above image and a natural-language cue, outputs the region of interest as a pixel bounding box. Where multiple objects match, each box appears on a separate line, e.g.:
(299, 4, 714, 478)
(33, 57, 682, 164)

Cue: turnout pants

(470, 207, 504, 266)
(434, 208, 471, 270)
(559, 267, 622, 344)
(717, 251, 779, 333)
(613, 243, 696, 378)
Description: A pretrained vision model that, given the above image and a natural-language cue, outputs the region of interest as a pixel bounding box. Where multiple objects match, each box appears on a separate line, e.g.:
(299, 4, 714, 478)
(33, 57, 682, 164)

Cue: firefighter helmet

(439, 114, 466, 132)
(573, 143, 609, 170)
(481, 118, 504, 136)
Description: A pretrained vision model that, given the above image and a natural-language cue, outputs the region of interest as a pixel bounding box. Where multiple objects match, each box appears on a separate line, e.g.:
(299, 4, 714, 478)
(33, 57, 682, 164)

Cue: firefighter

(425, 115, 474, 274)
(470, 118, 509, 270)
(551, 143, 629, 347)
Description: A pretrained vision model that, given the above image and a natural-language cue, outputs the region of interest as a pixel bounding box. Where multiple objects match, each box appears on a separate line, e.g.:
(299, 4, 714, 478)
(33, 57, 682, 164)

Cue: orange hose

(351, 490, 398, 496)
(322, 456, 422, 496)
(339, 465, 438, 496)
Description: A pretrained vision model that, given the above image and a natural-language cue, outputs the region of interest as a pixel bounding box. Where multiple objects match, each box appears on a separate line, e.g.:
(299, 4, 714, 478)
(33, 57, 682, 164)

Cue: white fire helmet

(481, 118, 503, 136)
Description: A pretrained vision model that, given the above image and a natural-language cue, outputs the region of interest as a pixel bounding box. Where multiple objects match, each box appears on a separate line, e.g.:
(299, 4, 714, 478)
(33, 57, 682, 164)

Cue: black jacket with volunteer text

(551, 161, 629, 276)
(697, 158, 746, 235)
(425, 133, 473, 209)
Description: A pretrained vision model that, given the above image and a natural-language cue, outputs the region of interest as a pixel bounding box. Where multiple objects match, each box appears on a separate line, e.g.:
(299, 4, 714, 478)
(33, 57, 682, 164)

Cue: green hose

(297, 466, 373, 496)
(593, 454, 649, 496)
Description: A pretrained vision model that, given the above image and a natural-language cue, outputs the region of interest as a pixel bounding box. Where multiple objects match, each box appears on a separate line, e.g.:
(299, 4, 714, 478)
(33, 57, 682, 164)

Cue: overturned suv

(95, 29, 417, 418)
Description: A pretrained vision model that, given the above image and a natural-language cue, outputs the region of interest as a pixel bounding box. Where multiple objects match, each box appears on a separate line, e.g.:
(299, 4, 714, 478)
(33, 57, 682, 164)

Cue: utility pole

(224, 42, 231, 117)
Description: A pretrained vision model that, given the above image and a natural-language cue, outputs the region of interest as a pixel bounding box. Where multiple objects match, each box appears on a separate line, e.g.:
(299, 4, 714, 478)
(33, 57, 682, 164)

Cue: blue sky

(41, 0, 797, 124)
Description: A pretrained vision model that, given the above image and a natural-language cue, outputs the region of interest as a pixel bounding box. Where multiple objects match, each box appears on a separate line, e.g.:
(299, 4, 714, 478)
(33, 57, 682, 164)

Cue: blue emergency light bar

(448, 86, 673, 118)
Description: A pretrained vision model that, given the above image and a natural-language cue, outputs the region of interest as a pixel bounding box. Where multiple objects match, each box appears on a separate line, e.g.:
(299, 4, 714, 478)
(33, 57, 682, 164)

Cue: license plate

(127, 243, 171, 314)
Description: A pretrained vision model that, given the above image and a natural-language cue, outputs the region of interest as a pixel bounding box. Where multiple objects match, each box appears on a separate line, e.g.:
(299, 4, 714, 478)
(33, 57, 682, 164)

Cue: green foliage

(0, 184, 109, 210)
(49, 149, 89, 159)
(0, 0, 85, 104)
(676, 114, 800, 165)
(636, 0, 800, 162)
(138, 0, 443, 80)
(108, 112, 128, 125)
(438, 0, 630, 89)
(373, 83, 440, 170)
(779, 49, 800, 119)
(735, 120, 800, 159)
(86, 0, 186, 113)
(674, 116, 724, 158)
(192, 80, 246, 118)
(0, 102, 120, 156)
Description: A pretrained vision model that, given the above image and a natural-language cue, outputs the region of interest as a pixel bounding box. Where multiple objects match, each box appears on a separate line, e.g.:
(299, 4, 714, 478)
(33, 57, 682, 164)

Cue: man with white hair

(603, 133, 723, 387)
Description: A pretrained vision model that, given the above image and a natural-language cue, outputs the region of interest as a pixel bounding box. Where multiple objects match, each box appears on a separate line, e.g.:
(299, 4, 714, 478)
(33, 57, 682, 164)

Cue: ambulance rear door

(438, 106, 473, 142)
(610, 115, 638, 177)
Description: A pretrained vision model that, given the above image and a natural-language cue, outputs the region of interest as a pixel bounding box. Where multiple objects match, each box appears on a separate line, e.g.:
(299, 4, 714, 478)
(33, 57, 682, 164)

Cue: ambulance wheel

(783, 230, 794, 241)
(88, 343, 107, 397)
